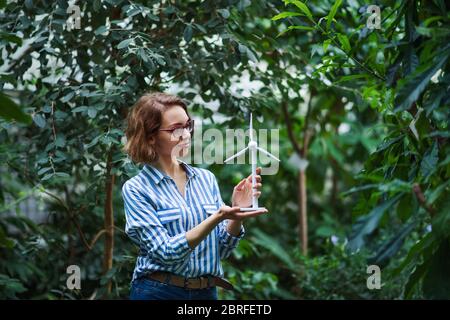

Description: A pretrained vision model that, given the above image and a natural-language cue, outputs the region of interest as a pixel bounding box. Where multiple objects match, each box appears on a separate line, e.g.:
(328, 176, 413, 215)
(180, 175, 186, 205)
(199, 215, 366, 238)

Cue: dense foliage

(1, 0, 448, 299)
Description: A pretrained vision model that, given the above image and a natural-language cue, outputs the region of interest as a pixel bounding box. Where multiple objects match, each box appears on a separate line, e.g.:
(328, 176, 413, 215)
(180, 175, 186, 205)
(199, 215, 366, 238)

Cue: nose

(181, 128, 191, 139)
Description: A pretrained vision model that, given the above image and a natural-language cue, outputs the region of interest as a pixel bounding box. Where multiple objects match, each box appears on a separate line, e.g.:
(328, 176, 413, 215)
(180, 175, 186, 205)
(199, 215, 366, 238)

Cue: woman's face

(151, 105, 191, 159)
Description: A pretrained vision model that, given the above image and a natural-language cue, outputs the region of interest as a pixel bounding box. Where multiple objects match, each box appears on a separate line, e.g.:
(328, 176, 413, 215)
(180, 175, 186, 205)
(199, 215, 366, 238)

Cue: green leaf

(316, 225, 335, 237)
(138, 48, 148, 63)
(238, 44, 248, 54)
(37, 167, 52, 175)
(323, 39, 332, 52)
(54, 110, 68, 119)
(54, 172, 70, 178)
(41, 173, 54, 181)
(193, 23, 207, 34)
(93, 0, 101, 12)
(117, 38, 133, 49)
(94, 26, 108, 36)
(85, 135, 101, 149)
(100, 266, 118, 285)
(340, 184, 378, 197)
(55, 135, 66, 147)
(0, 275, 26, 298)
(183, 25, 193, 43)
(326, 0, 342, 31)
(422, 239, 450, 299)
(24, 0, 32, 9)
(424, 90, 444, 116)
(0, 32, 23, 45)
(252, 229, 296, 269)
(271, 11, 303, 21)
(237, 44, 258, 62)
(54, 150, 67, 161)
(277, 25, 314, 37)
(0, 226, 15, 249)
(335, 74, 369, 83)
(432, 198, 450, 238)
(337, 33, 351, 52)
(394, 52, 449, 112)
(237, 0, 251, 11)
(32, 113, 46, 128)
(368, 219, 418, 267)
(217, 9, 230, 19)
(285, 0, 313, 22)
(288, 25, 314, 32)
(392, 232, 434, 277)
(375, 135, 404, 153)
(397, 193, 413, 222)
(150, 52, 165, 66)
(420, 141, 438, 179)
(347, 193, 404, 252)
(246, 48, 258, 63)
(324, 136, 344, 166)
(87, 107, 97, 118)
(71, 106, 88, 113)
(0, 93, 31, 124)
(427, 180, 450, 205)
(126, 6, 141, 18)
(405, 257, 432, 298)
(61, 91, 75, 103)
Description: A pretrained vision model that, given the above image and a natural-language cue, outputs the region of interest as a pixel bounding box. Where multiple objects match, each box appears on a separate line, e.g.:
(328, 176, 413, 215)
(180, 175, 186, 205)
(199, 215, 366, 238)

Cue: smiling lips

(178, 140, 191, 148)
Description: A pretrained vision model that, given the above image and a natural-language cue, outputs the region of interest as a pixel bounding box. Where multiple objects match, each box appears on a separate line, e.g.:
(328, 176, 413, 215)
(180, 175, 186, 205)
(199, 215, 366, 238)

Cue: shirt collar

(177, 159, 196, 179)
(143, 159, 196, 185)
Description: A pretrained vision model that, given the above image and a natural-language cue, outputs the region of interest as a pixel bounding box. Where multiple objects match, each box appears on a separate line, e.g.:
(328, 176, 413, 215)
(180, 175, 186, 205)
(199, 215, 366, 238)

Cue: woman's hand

(231, 167, 263, 208)
(216, 205, 268, 221)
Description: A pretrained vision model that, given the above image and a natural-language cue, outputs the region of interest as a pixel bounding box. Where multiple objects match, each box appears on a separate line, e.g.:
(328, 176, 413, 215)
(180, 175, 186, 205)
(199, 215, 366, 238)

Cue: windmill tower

(224, 113, 280, 211)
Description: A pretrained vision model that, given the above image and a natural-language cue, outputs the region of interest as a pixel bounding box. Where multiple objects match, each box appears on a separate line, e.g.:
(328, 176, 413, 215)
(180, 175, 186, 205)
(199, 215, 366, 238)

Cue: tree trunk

(298, 168, 308, 256)
(103, 149, 115, 295)
(330, 158, 339, 215)
(281, 97, 314, 256)
(299, 128, 312, 255)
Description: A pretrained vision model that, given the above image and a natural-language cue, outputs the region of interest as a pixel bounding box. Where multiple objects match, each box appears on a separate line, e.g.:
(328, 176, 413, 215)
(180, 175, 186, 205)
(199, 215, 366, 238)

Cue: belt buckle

(183, 277, 190, 289)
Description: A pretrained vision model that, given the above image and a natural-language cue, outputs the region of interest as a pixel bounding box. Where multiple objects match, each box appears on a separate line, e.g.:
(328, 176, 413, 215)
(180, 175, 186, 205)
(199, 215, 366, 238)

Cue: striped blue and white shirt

(122, 159, 245, 282)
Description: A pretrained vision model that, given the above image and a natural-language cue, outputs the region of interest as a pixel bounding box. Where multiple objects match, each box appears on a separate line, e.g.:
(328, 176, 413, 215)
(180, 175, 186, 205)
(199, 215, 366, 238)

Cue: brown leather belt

(147, 271, 234, 291)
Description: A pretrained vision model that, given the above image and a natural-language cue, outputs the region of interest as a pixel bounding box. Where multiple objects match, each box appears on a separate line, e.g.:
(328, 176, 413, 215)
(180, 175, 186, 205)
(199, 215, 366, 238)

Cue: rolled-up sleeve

(209, 171, 245, 259)
(122, 181, 193, 266)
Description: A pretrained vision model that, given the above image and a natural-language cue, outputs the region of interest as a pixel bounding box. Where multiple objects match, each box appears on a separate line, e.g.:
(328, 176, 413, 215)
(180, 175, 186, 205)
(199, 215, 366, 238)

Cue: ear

(148, 136, 155, 144)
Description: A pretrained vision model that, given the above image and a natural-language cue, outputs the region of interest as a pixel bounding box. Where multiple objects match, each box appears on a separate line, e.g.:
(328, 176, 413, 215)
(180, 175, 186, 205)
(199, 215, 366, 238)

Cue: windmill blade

(224, 146, 249, 163)
(249, 113, 254, 142)
(257, 147, 280, 162)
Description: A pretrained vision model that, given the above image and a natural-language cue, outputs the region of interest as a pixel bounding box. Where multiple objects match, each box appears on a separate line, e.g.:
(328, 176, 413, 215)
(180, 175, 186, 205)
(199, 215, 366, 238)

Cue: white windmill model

(224, 113, 281, 211)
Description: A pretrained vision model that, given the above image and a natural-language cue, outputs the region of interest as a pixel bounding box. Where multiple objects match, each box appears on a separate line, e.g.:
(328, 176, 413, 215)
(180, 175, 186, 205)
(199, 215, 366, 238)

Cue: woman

(122, 92, 268, 300)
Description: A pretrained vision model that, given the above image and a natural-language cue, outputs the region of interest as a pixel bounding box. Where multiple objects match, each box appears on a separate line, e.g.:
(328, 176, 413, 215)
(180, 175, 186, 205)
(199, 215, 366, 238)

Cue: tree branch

(281, 100, 302, 156)
(41, 188, 107, 251)
(412, 183, 435, 217)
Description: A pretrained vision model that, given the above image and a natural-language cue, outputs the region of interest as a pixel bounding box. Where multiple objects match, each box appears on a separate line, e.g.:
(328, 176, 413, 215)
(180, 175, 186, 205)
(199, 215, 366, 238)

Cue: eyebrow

(168, 119, 190, 127)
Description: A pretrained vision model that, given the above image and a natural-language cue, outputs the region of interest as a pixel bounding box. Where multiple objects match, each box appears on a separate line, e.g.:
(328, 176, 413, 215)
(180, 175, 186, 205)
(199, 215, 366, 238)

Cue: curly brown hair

(122, 92, 190, 164)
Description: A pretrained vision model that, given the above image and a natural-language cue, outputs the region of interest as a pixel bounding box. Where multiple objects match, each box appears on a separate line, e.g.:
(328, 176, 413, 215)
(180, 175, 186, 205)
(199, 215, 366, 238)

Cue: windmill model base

(239, 207, 266, 212)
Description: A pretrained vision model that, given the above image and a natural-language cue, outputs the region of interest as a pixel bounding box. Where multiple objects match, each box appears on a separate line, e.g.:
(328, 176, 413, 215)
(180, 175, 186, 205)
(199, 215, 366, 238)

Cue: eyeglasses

(159, 119, 194, 139)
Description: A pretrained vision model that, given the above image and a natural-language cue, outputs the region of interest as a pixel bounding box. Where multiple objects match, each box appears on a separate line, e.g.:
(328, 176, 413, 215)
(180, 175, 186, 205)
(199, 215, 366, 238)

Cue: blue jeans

(129, 277, 218, 300)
